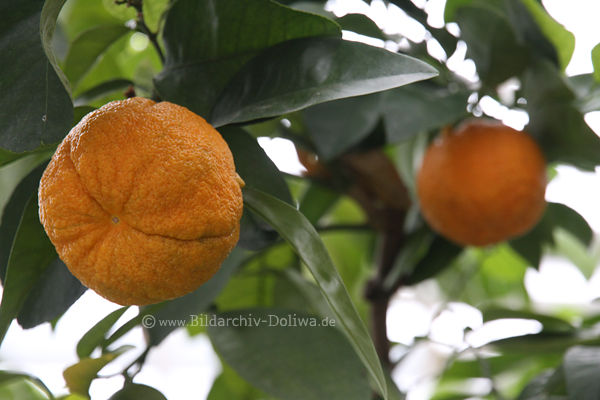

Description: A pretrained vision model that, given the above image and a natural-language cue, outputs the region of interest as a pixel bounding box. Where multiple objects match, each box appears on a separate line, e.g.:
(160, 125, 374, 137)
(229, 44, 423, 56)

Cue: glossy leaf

(382, 83, 469, 143)
(337, 14, 386, 40)
(564, 346, 600, 400)
(523, 60, 600, 170)
(298, 182, 339, 225)
(519, 0, 574, 69)
(0, 0, 73, 152)
(211, 37, 438, 126)
(221, 127, 291, 249)
(0, 168, 58, 345)
(243, 187, 387, 398)
(63, 347, 131, 397)
(208, 308, 371, 400)
(454, 4, 528, 87)
(17, 257, 86, 329)
(208, 363, 273, 400)
(404, 234, 463, 285)
(76, 307, 129, 359)
(145, 248, 247, 345)
(0, 371, 54, 400)
(108, 384, 167, 400)
(510, 202, 592, 267)
(518, 368, 567, 400)
(63, 25, 131, 88)
(155, 0, 340, 117)
(302, 94, 381, 160)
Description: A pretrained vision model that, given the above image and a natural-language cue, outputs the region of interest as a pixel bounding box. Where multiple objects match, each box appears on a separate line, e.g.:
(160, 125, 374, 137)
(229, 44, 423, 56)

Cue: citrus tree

(2, 0, 600, 399)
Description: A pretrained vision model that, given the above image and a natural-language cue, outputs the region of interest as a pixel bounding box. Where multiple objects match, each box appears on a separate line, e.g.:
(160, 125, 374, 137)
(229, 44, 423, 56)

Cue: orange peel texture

(417, 120, 547, 247)
(39, 97, 244, 305)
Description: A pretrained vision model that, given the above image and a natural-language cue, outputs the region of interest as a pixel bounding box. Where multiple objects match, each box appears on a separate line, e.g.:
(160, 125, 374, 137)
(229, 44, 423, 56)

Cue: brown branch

(116, 0, 165, 64)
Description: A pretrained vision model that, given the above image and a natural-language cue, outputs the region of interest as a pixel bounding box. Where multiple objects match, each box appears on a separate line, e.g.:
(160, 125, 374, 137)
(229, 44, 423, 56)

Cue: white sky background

(3, 1, 600, 400)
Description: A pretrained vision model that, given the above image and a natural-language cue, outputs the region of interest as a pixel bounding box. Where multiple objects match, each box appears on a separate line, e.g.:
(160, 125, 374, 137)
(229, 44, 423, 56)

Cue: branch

(116, 0, 165, 64)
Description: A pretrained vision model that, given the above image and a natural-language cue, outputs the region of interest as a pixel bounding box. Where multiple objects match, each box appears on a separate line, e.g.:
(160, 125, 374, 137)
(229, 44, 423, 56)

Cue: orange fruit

(416, 120, 547, 247)
(38, 97, 244, 305)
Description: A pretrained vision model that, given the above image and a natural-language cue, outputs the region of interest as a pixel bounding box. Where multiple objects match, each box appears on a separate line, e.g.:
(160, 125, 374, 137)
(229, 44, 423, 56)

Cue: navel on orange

(416, 120, 547, 247)
(39, 97, 244, 305)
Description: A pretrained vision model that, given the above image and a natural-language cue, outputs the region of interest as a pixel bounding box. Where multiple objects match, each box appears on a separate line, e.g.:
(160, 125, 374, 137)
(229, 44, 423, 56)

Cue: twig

(116, 0, 165, 64)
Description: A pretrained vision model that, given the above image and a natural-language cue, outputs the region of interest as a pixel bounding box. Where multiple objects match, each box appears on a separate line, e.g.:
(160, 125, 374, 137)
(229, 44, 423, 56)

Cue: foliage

(1, 0, 600, 399)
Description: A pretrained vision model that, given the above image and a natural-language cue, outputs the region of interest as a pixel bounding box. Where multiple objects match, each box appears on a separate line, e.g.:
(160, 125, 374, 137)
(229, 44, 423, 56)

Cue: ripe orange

(416, 120, 547, 247)
(38, 98, 244, 305)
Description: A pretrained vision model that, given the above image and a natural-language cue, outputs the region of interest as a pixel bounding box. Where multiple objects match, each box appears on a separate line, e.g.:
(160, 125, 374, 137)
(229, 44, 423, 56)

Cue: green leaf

(76, 307, 129, 359)
(0, 371, 54, 400)
(208, 308, 371, 400)
(63, 347, 132, 397)
(337, 14, 386, 40)
(145, 248, 247, 345)
(454, 4, 529, 87)
(208, 361, 274, 400)
(482, 308, 575, 334)
(523, 60, 600, 170)
(63, 25, 131, 88)
(298, 182, 339, 225)
(568, 74, 600, 114)
(108, 384, 167, 400)
(510, 203, 592, 267)
(0, 172, 59, 345)
(518, 0, 574, 69)
(593, 43, 600, 83)
(564, 346, 600, 400)
(553, 228, 596, 279)
(518, 368, 567, 399)
(73, 79, 132, 107)
(16, 258, 86, 329)
(211, 37, 437, 126)
(0, 0, 73, 152)
(221, 126, 291, 250)
(404, 234, 463, 285)
(242, 187, 387, 398)
(382, 83, 469, 143)
(155, 0, 340, 118)
(142, 0, 170, 32)
(302, 94, 381, 160)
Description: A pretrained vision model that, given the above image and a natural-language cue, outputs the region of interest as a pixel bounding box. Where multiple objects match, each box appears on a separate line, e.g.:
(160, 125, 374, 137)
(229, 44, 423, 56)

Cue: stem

(116, 0, 165, 64)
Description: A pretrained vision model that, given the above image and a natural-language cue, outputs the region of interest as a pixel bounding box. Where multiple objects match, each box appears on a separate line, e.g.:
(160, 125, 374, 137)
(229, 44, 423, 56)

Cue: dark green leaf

(0, 371, 54, 399)
(518, 368, 567, 400)
(108, 384, 167, 400)
(155, 0, 340, 117)
(221, 127, 291, 249)
(74, 79, 132, 107)
(382, 83, 469, 143)
(211, 37, 437, 126)
(0, 168, 58, 345)
(503, 0, 559, 66)
(510, 203, 592, 267)
(518, 0, 574, 69)
(404, 234, 463, 285)
(76, 307, 129, 359)
(299, 182, 339, 225)
(17, 258, 86, 329)
(0, 0, 73, 152)
(482, 308, 575, 334)
(208, 308, 371, 400)
(455, 4, 528, 87)
(63, 25, 130, 88)
(145, 248, 247, 345)
(208, 363, 273, 400)
(523, 60, 600, 170)
(569, 74, 600, 114)
(337, 14, 386, 40)
(242, 188, 387, 398)
(63, 347, 131, 397)
(302, 94, 381, 160)
(564, 346, 600, 400)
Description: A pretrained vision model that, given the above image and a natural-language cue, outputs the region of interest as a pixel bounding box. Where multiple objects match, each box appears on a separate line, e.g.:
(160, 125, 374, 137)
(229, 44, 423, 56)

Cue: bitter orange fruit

(416, 120, 546, 247)
(39, 97, 244, 305)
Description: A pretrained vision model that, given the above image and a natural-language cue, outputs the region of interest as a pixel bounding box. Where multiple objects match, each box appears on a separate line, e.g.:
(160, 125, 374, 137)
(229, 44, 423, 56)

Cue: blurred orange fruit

(417, 120, 547, 247)
(39, 97, 244, 305)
